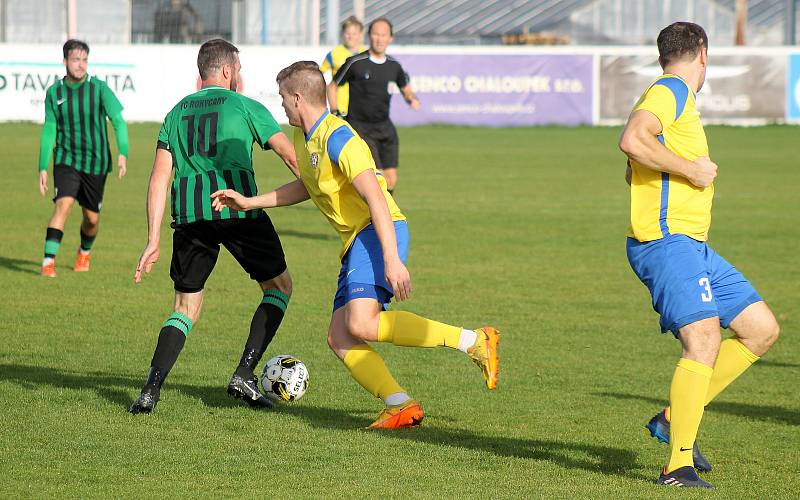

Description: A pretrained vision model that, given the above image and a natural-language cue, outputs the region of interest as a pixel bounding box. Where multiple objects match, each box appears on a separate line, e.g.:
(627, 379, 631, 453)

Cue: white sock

(384, 392, 411, 406)
(457, 329, 478, 353)
(42, 257, 54, 266)
(78, 248, 90, 256)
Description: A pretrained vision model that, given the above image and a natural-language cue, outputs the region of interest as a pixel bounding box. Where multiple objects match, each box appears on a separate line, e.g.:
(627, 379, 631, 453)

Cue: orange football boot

(74, 251, 91, 272)
(367, 399, 424, 429)
(41, 260, 57, 277)
(467, 327, 501, 390)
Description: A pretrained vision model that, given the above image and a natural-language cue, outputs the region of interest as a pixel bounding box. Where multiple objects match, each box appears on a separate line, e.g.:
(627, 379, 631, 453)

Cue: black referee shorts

(170, 216, 287, 293)
(52, 164, 107, 213)
(346, 118, 399, 169)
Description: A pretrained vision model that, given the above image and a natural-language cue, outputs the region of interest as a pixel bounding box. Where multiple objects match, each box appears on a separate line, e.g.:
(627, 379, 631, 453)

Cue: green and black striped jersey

(157, 86, 282, 225)
(39, 75, 128, 175)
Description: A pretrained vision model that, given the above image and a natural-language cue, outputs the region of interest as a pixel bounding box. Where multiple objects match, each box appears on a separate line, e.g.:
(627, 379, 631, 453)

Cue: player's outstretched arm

(267, 132, 300, 178)
(135, 148, 172, 283)
(109, 111, 129, 179)
(619, 110, 716, 188)
(351, 170, 412, 301)
(210, 178, 310, 212)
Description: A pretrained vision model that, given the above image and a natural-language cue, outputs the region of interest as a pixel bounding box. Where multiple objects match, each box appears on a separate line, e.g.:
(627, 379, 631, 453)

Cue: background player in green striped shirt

(129, 39, 299, 414)
(38, 39, 129, 277)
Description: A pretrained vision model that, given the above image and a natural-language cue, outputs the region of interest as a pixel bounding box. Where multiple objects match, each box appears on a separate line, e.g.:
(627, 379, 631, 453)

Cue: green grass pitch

(0, 123, 798, 497)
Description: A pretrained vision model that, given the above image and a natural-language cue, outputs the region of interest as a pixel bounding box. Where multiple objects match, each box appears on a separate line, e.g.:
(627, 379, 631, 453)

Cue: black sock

(144, 326, 187, 391)
(79, 229, 96, 252)
(235, 290, 290, 377)
(44, 227, 64, 258)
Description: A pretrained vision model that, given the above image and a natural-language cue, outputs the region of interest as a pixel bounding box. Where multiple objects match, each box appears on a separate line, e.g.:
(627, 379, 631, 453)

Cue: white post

(67, 0, 77, 39)
(326, 0, 339, 46)
(311, 0, 321, 46)
(353, 0, 365, 23)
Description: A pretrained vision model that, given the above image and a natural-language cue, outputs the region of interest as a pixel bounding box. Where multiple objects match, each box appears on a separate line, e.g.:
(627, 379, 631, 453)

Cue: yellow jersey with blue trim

(320, 44, 365, 115)
(627, 74, 712, 242)
(294, 111, 405, 259)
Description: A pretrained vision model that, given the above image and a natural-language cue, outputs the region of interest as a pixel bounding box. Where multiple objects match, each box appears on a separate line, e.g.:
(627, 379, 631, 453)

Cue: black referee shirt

(333, 50, 409, 123)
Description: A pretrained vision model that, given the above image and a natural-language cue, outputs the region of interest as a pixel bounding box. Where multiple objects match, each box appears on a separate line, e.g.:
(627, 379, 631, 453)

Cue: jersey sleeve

(99, 80, 124, 117)
(333, 56, 354, 85)
(395, 62, 409, 89)
(327, 125, 375, 182)
(38, 88, 57, 171)
(320, 51, 333, 73)
(157, 111, 172, 151)
(633, 77, 689, 132)
(244, 98, 281, 150)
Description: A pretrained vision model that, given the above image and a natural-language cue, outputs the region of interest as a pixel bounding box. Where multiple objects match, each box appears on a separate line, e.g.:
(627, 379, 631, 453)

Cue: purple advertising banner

(388, 54, 593, 127)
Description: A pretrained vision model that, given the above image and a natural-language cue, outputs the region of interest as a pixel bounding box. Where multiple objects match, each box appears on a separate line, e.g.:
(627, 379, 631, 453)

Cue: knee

(345, 315, 372, 341)
(83, 214, 99, 230)
(761, 319, 780, 350)
(264, 271, 292, 297)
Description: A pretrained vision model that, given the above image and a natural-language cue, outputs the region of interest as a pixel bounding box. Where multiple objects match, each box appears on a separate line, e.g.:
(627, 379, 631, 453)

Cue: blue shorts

(333, 221, 409, 312)
(626, 234, 761, 336)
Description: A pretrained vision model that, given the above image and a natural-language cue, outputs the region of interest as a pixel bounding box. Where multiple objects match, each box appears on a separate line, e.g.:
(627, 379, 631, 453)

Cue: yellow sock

(705, 338, 759, 404)
(664, 339, 759, 418)
(342, 343, 404, 400)
(667, 358, 713, 473)
(377, 311, 461, 348)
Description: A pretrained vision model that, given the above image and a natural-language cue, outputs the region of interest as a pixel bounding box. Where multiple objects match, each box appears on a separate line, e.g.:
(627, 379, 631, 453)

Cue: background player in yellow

(211, 61, 500, 429)
(320, 16, 365, 117)
(619, 22, 780, 488)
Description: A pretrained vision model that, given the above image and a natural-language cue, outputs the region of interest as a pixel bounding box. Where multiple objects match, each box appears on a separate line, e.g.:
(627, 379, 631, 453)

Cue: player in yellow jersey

(211, 61, 500, 429)
(619, 22, 780, 488)
(320, 16, 365, 117)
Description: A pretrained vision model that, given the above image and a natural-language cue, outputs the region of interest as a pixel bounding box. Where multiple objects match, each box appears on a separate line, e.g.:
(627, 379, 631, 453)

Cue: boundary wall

(1, 44, 799, 125)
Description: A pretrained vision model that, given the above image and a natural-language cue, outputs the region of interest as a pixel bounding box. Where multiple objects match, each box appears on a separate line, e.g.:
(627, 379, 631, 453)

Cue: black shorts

(53, 164, 107, 213)
(170, 217, 287, 293)
(346, 118, 399, 169)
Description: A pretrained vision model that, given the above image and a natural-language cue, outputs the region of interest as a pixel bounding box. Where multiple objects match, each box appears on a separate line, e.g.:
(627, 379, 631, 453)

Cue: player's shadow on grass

(597, 392, 800, 427)
(2, 364, 648, 481)
(278, 404, 650, 482)
(0, 255, 40, 275)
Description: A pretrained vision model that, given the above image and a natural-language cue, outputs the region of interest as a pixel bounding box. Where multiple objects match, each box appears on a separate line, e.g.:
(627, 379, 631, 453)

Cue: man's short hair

(341, 16, 363, 33)
(197, 38, 239, 80)
(368, 17, 393, 36)
(63, 39, 89, 59)
(276, 61, 327, 107)
(657, 22, 708, 68)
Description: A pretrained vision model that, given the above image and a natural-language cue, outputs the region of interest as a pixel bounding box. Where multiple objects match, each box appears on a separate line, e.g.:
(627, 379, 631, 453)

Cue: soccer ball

(261, 355, 309, 402)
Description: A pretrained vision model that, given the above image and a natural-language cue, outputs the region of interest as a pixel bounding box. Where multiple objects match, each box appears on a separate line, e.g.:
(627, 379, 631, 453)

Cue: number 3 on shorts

(698, 277, 713, 302)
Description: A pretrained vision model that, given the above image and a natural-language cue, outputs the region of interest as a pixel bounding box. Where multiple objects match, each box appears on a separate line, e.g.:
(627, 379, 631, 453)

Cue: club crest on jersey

(310, 153, 319, 168)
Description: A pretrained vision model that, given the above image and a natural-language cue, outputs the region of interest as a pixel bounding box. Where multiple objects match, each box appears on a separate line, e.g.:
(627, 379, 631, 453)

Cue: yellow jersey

(320, 44, 365, 115)
(628, 74, 712, 242)
(294, 111, 405, 259)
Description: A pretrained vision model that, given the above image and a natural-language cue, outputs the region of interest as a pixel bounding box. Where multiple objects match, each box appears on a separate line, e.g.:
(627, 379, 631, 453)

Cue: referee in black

(328, 17, 420, 193)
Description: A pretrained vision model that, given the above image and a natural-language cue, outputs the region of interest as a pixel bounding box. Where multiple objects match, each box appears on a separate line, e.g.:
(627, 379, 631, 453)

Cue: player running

(619, 22, 780, 488)
(211, 61, 499, 429)
(38, 39, 129, 277)
(320, 16, 365, 118)
(129, 39, 298, 414)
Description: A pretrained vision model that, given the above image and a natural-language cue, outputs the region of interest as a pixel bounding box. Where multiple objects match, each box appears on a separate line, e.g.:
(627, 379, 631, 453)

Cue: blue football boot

(646, 410, 713, 472)
(657, 466, 714, 488)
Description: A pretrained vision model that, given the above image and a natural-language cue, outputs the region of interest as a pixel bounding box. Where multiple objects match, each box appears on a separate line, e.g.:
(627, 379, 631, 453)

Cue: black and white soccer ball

(261, 355, 309, 402)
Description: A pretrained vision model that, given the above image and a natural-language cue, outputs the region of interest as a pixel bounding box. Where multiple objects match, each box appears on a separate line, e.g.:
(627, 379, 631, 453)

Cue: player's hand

(39, 171, 48, 196)
(210, 189, 250, 212)
(385, 257, 412, 302)
(688, 156, 717, 188)
(625, 159, 632, 186)
(408, 98, 421, 111)
(135, 242, 160, 283)
(118, 155, 127, 179)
